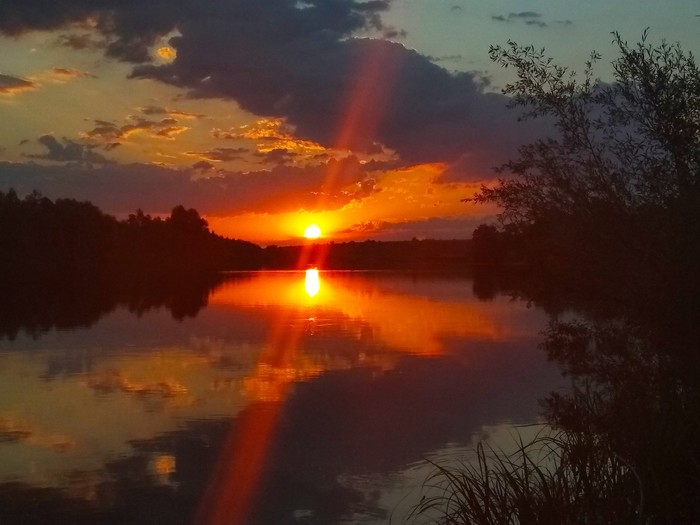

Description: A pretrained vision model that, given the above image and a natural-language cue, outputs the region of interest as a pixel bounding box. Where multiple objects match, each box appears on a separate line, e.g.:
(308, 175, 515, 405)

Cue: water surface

(0, 271, 564, 524)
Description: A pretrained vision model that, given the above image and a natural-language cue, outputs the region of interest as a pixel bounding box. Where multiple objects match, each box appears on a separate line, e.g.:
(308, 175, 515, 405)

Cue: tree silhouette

(470, 32, 700, 291)
(474, 31, 699, 221)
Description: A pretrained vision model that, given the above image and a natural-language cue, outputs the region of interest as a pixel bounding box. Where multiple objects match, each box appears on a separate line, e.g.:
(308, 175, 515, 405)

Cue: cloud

(339, 220, 390, 234)
(49, 67, 97, 80)
(509, 11, 542, 19)
(56, 32, 105, 50)
(349, 216, 487, 240)
(185, 147, 248, 162)
(81, 120, 122, 142)
(382, 28, 407, 39)
(139, 105, 205, 119)
(0, 73, 37, 95)
(82, 116, 190, 142)
(191, 160, 214, 172)
(0, 0, 390, 60)
(0, 0, 530, 167)
(133, 35, 498, 163)
(0, 155, 373, 215)
(25, 135, 110, 164)
(430, 54, 464, 63)
(213, 118, 328, 157)
(254, 148, 297, 166)
(491, 11, 547, 27)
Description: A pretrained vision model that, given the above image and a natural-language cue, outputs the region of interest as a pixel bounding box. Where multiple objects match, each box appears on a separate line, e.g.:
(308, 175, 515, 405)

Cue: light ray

(199, 41, 405, 524)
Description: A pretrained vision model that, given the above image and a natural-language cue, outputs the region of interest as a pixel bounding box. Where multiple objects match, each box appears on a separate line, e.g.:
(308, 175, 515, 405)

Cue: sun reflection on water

(304, 268, 320, 298)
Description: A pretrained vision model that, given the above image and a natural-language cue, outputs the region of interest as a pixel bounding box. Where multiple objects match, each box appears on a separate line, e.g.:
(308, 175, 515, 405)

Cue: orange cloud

(205, 162, 492, 243)
(0, 74, 37, 96)
(47, 67, 97, 81)
(213, 118, 327, 155)
(184, 147, 249, 162)
(82, 116, 190, 143)
(140, 105, 205, 119)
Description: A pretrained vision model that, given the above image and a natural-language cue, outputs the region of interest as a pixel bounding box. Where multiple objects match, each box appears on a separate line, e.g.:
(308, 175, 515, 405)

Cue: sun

(304, 224, 322, 239)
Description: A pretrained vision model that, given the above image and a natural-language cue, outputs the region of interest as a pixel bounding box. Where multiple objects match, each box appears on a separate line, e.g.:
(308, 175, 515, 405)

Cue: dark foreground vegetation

(411, 33, 700, 524)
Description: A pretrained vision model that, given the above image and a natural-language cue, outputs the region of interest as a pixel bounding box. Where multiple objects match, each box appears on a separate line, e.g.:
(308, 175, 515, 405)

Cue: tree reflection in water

(0, 271, 229, 340)
(541, 312, 700, 523)
(414, 277, 700, 524)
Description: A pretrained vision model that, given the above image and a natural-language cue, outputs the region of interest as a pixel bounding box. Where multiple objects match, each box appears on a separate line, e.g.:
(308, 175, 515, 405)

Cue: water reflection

(410, 268, 700, 524)
(536, 311, 700, 522)
(305, 268, 320, 298)
(0, 271, 562, 524)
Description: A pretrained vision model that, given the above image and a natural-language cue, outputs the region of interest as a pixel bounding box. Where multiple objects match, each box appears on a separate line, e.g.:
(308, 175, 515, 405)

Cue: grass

(406, 427, 642, 525)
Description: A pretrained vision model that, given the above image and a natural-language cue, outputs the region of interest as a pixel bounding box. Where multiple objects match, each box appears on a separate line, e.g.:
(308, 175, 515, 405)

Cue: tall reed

(407, 428, 642, 524)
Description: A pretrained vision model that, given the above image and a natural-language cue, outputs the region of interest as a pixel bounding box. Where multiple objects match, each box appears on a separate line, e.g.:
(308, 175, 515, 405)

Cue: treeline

(263, 239, 472, 271)
(0, 189, 473, 279)
(0, 189, 262, 278)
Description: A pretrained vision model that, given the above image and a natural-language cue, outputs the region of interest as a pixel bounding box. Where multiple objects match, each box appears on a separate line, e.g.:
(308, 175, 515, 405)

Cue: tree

(168, 205, 208, 233)
(472, 31, 700, 227)
(468, 32, 700, 293)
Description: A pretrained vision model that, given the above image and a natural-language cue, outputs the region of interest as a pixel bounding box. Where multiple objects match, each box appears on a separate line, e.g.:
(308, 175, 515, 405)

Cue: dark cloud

(51, 67, 97, 79)
(56, 32, 104, 50)
(82, 116, 190, 142)
(339, 220, 390, 234)
(492, 11, 546, 27)
(0, 155, 372, 215)
(185, 147, 248, 162)
(82, 120, 122, 142)
(357, 216, 487, 240)
(349, 177, 378, 200)
(25, 135, 110, 164)
(132, 35, 499, 164)
(0, 0, 530, 166)
(0, 73, 36, 95)
(430, 54, 464, 63)
(139, 105, 205, 119)
(255, 148, 297, 166)
(0, 0, 389, 60)
(191, 160, 214, 171)
(383, 27, 407, 39)
(509, 11, 542, 19)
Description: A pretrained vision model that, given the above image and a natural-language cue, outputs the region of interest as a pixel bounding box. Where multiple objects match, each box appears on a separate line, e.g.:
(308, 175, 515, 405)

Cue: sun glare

(304, 224, 322, 239)
(305, 268, 320, 297)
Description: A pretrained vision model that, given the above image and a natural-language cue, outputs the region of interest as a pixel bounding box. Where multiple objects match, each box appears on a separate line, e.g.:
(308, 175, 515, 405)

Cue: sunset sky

(1, 0, 698, 244)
